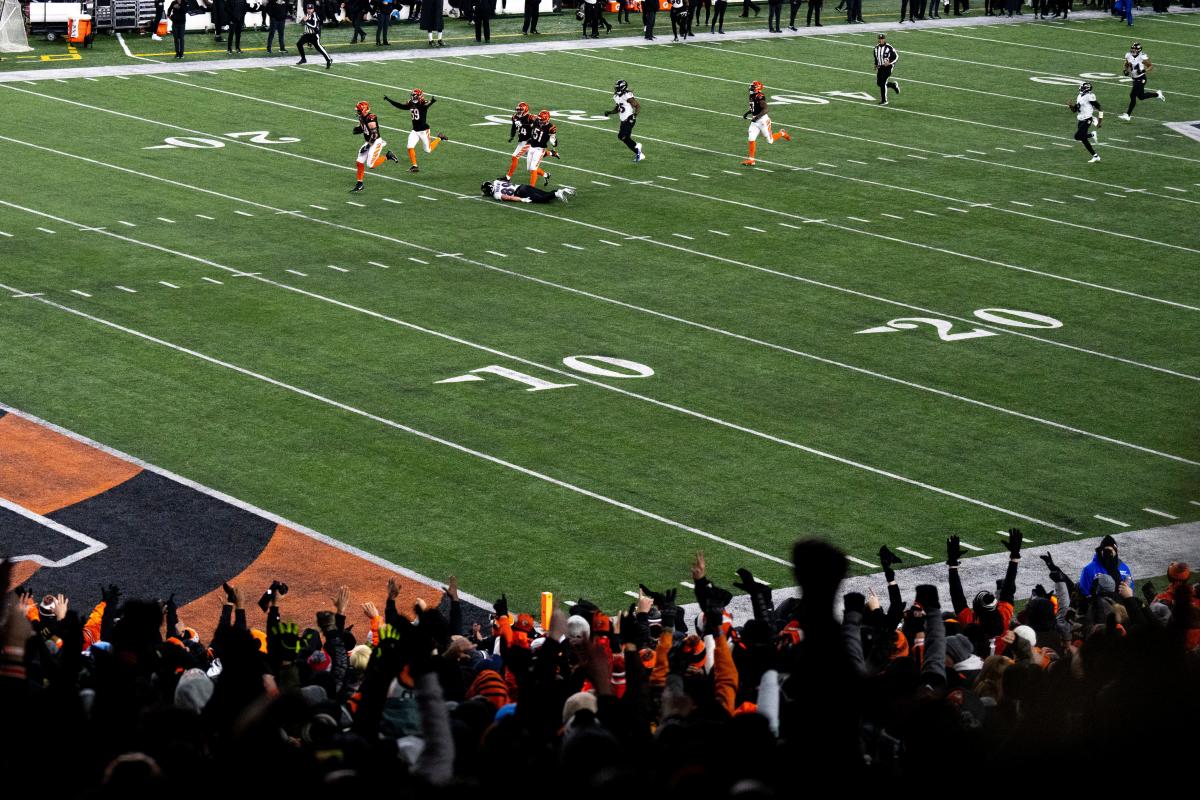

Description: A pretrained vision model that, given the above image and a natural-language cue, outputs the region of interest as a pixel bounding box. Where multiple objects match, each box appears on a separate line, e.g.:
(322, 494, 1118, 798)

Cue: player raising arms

(506, 102, 537, 180)
(741, 80, 790, 166)
(384, 89, 448, 173)
(351, 101, 399, 192)
(526, 109, 559, 188)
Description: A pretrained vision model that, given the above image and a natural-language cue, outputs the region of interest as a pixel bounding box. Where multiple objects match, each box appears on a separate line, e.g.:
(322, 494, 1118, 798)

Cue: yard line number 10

(856, 307, 1063, 342)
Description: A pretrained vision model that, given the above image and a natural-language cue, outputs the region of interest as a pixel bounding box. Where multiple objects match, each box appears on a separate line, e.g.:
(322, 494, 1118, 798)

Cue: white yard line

(0, 206, 1100, 537)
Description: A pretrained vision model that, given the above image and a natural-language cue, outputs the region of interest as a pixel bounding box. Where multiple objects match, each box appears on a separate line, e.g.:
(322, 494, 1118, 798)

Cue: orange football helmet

(750, 80, 764, 93)
(516, 101, 529, 115)
(355, 101, 370, 116)
(538, 109, 551, 122)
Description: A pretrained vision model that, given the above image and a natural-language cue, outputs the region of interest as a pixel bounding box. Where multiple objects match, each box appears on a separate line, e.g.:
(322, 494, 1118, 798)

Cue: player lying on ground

(482, 178, 576, 203)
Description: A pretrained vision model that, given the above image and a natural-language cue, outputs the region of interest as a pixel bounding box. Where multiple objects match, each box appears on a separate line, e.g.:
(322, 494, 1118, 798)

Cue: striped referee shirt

(874, 43, 898, 68)
(303, 11, 321, 35)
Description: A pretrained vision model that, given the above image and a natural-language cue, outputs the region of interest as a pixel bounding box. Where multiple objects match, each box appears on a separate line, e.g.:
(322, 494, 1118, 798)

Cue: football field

(1, 14, 1198, 610)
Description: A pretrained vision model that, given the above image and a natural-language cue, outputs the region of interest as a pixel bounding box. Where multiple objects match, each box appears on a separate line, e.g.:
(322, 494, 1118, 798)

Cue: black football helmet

(1131, 41, 1141, 54)
(614, 79, 629, 94)
(1078, 82, 1092, 94)
(481, 181, 494, 196)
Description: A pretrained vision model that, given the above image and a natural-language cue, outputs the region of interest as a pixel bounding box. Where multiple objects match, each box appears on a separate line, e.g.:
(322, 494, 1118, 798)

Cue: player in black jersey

(296, 3, 332, 68)
(384, 89, 448, 173)
(742, 81, 790, 166)
(351, 101, 399, 192)
(506, 102, 537, 179)
(526, 110, 559, 187)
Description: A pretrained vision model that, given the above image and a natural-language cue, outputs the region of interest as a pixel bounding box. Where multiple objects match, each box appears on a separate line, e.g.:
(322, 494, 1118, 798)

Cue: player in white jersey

(1119, 42, 1165, 121)
(1068, 82, 1103, 164)
(482, 177, 576, 204)
(604, 80, 645, 163)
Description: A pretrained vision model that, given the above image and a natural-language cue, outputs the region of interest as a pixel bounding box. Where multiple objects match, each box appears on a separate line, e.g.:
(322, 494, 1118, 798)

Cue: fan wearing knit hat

(1078, 535, 1133, 597)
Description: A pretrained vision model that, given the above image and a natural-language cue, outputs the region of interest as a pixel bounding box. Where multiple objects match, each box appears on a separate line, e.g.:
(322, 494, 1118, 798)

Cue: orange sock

(771, 131, 783, 142)
(371, 155, 386, 168)
(529, 170, 538, 185)
(429, 138, 441, 152)
(356, 162, 365, 181)
(747, 141, 757, 160)
(507, 157, 519, 178)
(407, 148, 417, 166)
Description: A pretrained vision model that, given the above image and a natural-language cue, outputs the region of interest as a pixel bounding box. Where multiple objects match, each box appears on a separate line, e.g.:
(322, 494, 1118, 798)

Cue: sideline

(2, 8, 1196, 83)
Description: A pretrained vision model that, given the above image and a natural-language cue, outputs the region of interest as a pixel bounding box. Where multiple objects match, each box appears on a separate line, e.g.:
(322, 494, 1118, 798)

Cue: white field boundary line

(919, 28, 1200, 79)
(554, 50, 1200, 208)
(0, 405, 492, 607)
(0, 293, 794, 570)
(1047, 22, 1200, 49)
(0, 495, 108, 568)
(0, 207, 1091, 538)
(305, 66, 1200, 299)
(0, 8, 1165, 83)
(854, 30, 1200, 100)
(680, 41, 1200, 165)
(4, 145, 1193, 468)
(3, 95, 1193, 382)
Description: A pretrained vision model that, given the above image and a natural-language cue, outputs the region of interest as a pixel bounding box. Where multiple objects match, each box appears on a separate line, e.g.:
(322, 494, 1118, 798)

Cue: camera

(257, 580, 289, 612)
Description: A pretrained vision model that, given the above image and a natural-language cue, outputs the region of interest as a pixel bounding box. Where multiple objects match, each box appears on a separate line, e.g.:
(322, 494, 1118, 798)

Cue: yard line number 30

(856, 308, 1063, 342)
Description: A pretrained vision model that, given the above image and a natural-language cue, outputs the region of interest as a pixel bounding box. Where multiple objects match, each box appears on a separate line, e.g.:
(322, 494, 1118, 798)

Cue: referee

(873, 33, 900, 105)
(296, 2, 332, 67)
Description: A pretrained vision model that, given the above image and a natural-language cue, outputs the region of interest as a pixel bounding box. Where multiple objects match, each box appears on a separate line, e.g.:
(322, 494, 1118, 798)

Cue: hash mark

(816, 162, 837, 168)
(753, 167, 774, 173)
(525, 246, 547, 253)
(115, 285, 137, 293)
(672, 233, 694, 240)
(383, 198, 402, 205)
(966, 149, 988, 155)
(418, 195, 437, 201)
(1093, 515, 1130, 527)
(743, 226, 766, 232)
(36, 227, 55, 234)
(1043, 198, 1065, 204)
(1143, 507, 1178, 520)
(876, 156, 897, 162)
(906, 154, 927, 160)
(408, 257, 429, 265)
(690, 173, 710, 178)
(994, 147, 1016, 153)
(200, 277, 223, 285)
(346, 201, 366, 207)
(960, 541, 984, 552)
(285, 269, 307, 276)
(708, 229, 729, 236)
(846, 159, 868, 165)
(1163, 186, 1188, 193)
(158, 281, 179, 288)
(562, 243, 585, 250)
(721, 170, 742, 175)
(327, 264, 349, 272)
(70, 290, 92, 298)
(947, 207, 968, 213)
(846, 216, 871, 223)
(912, 209, 937, 217)
(0, 231, 11, 237)
(195, 214, 215, 220)
(485, 250, 507, 258)
(157, 216, 176, 223)
(895, 546, 931, 560)
(880, 212, 904, 220)
(1010, 201, 1033, 207)
(118, 220, 136, 227)
(591, 180, 610, 186)
(998, 530, 1033, 542)
(1104, 192, 1126, 198)
(368, 261, 391, 268)
(598, 239, 622, 247)
(1023, 145, 1044, 150)
(1072, 195, 1095, 202)
(777, 222, 802, 229)
(234, 210, 254, 217)
(310, 204, 328, 210)
(657, 175, 678, 181)
(1135, 135, 1155, 141)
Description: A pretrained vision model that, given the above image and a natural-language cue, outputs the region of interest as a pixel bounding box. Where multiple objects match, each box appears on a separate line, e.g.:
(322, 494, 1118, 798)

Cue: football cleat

(351, 181, 364, 192)
(1118, 113, 1131, 121)
(634, 150, 645, 163)
(555, 188, 570, 203)
(409, 164, 420, 173)
(437, 132, 449, 142)
(541, 170, 551, 186)
(1089, 154, 1101, 163)
(741, 159, 755, 165)
(889, 80, 900, 95)
(779, 130, 791, 141)
(1158, 91, 1166, 103)
(385, 149, 399, 162)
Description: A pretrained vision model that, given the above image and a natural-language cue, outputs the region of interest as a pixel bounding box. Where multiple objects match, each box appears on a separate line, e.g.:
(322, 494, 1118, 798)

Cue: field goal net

(0, 0, 32, 52)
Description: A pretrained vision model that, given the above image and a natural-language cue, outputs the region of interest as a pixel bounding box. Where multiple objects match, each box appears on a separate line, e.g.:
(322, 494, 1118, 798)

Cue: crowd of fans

(2, 530, 1197, 795)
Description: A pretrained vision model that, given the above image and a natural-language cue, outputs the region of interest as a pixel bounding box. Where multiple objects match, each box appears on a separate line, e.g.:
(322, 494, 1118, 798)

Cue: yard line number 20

(856, 308, 1063, 342)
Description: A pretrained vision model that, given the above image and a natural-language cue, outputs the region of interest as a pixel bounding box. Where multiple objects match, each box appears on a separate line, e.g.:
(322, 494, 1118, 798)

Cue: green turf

(1, 15, 1197, 608)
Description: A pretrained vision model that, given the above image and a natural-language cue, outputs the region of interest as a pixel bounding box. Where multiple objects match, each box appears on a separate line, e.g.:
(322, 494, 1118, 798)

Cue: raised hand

(493, 593, 509, 619)
(387, 578, 401, 600)
(333, 585, 350, 616)
(1002, 528, 1023, 559)
(691, 550, 706, 582)
(362, 601, 380, 620)
(53, 593, 69, 621)
(946, 535, 962, 567)
(442, 575, 459, 602)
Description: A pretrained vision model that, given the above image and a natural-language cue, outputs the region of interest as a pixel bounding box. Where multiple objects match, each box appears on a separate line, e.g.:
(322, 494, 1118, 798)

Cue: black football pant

(618, 117, 638, 152)
(267, 17, 286, 49)
(515, 185, 557, 202)
(523, 0, 539, 30)
(1126, 78, 1156, 114)
(1074, 119, 1096, 154)
(788, 0, 801, 25)
(876, 65, 894, 101)
(670, 7, 688, 36)
(768, 0, 781, 28)
(297, 32, 331, 62)
(806, 0, 821, 22)
(642, 5, 656, 36)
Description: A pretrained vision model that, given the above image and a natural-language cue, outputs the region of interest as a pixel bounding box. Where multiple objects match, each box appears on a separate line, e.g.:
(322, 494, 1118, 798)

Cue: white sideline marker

(708, 229, 729, 236)
(672, 233, 695, 240)
(598, 239, 622, 247)
(754, 167, 774, 173)
(115, 285, 137, 293)
(1093, 515, 1131, 527)
(1190, 500, 1200, 507)
(70, 290, 91, 298)
(285, 269, 307, 277)
(200, 277, 223, 285)
(158, 281, 179, 288)
(525, 246, 547, 254)
(895, 547, 931, 560)
(485, 250, 507, 258)
(408, 257, 429, 265)
(849, 556, 878, 569)
(1143, 507, 1178, 520)
(1136, 135, 1156, 141)
(368, 261, 391, 268)
(326, 264, 349, 272)
(562, 243, 585, 250)
(1051, 142, 1073, 149)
